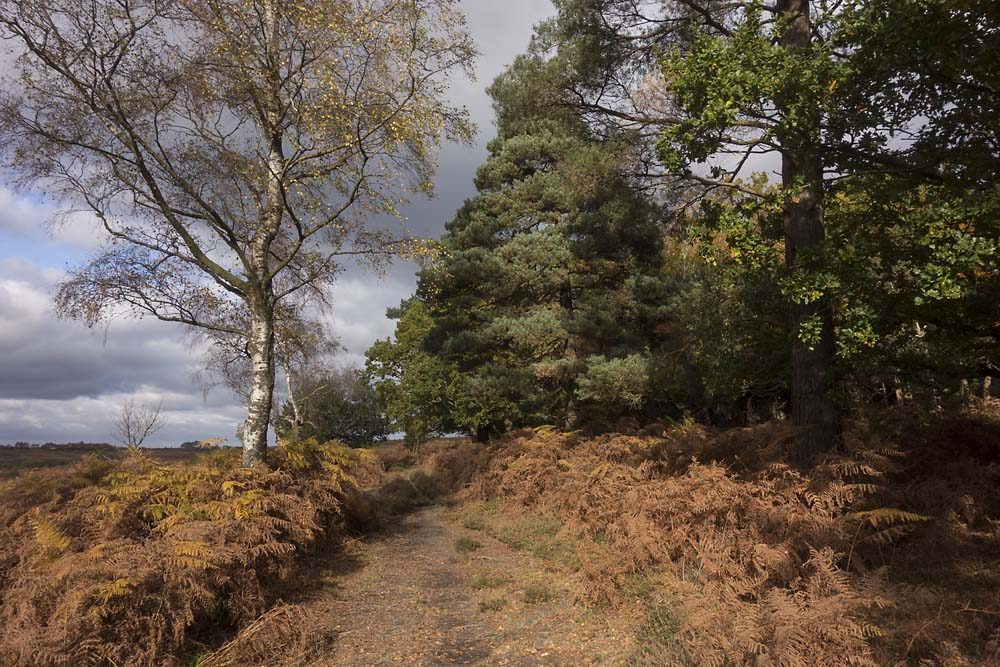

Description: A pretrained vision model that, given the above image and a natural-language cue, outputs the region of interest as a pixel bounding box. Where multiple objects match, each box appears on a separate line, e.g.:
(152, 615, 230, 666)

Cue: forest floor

(266, 504, 633, 667)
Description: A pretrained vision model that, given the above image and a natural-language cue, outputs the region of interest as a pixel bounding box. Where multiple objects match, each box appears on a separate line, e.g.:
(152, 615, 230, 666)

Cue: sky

(0, 0, 557, 446)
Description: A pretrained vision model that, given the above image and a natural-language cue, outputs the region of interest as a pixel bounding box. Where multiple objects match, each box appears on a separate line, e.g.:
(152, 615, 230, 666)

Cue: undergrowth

(371, 438, 491, 514)
(432, 401, 1000, 666)
(629, 600, 690, 666)
(0, 439, 379, 667)
(522, 584, 555, 604)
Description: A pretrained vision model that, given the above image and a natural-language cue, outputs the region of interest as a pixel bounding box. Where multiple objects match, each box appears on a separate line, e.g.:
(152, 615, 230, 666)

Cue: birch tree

(197, 306, 340, 437)
(0, 0, 474, 465)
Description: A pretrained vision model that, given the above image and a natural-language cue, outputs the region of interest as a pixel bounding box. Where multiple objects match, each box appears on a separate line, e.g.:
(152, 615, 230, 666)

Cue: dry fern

(447, 404, 1000, 667)
(0, 439, 376, 667)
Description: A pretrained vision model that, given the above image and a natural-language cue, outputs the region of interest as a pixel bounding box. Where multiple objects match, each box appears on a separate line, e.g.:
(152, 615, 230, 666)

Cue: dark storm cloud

(0, 259, 203, 401)
(369, 1, 556, 275)
(0, 259, 246, 445)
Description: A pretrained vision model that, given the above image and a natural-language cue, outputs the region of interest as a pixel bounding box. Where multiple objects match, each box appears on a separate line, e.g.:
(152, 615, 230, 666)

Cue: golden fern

(852, 508, 931, 528)
(221, 480, 247, 498)
(0, 434, 371, 666)
(32, 518, 71, 559)
(851, 508, 930, 546)
(167, 540, 216, 570)
(97, 578, 135, 605)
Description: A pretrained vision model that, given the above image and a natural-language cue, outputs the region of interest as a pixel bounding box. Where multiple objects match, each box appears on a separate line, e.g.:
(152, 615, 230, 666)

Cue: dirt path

(283, 505, 632, 666)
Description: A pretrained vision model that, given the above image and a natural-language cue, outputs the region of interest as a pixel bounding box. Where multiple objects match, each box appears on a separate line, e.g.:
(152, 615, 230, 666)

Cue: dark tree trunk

(560, 281, 579, 429)
(778, 0, 840, 466)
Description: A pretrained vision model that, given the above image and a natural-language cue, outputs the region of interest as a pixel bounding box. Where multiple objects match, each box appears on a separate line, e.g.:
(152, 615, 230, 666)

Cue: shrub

(371, 438, 490, 515)
(276, 368, 391, 447)
(372, 443, 416, 471)
(576, 354, 649, 411)
(0, 439, 376, 666)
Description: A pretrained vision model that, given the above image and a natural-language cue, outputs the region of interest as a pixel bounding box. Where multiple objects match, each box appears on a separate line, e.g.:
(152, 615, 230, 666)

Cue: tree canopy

(369, 0, 999, 453)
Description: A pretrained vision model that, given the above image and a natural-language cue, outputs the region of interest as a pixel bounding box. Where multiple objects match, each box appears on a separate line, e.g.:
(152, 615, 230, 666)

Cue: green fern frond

(852, 508, 930, 528)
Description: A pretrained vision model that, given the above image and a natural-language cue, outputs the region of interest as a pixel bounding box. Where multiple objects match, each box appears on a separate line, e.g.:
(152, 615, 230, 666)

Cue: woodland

(0, 0, 998, 665)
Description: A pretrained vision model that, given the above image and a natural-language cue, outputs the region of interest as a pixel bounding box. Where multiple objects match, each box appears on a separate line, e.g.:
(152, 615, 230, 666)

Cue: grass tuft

(470, 574, 511, 590)
(454, 536, 482, 554)
(478, 597, 507, 612)
(522, 584, 555, 604)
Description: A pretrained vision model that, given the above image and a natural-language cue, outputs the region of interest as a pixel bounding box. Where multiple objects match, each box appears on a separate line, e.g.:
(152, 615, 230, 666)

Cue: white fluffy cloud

(0, 188, 42, 236)
(0, 187, 107, 251)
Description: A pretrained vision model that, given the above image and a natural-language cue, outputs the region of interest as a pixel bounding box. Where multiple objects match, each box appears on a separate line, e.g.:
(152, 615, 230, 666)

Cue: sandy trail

(284, 505, 631, 666)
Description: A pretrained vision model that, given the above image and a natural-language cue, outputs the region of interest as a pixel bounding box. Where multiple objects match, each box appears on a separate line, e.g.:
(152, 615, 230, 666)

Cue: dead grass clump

(195, 604, 312, 667)
(457, 500, 581, 570)
(455, 406, 1000, 667)
(628, 600, 690, 666)
(470, 574, 511, 590)
(522, 584, 555, 604)
(0, 439, 376, 667)
(478, 597, 507, 612)
(455, 536, 483, 553)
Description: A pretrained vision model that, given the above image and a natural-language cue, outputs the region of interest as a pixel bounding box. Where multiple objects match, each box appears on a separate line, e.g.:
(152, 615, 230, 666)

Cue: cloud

(324, 275, 417, 366)
(0, 391, 245, 447)
(0, 265, 200, 400)
(0, 187, 107, 251)
(0, 259, 417, 444)
(0, 257, 65, 284)
(0, 260, 246, 444)
(0, 188, 42, 236)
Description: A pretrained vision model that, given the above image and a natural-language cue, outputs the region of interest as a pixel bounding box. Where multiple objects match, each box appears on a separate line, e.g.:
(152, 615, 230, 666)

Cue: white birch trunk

(240, 0, 282, 467)
(242, 302, 275, 465)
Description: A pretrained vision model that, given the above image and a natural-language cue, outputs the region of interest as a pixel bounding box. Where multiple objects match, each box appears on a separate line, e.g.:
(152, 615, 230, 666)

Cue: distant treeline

(0, 440, 242, 450)
(0, 442, 116, 450)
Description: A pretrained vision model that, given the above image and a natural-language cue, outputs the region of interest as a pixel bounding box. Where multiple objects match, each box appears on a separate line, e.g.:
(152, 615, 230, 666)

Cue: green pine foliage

(368, 0, 1000, 444)
(368, 60, 671, 441)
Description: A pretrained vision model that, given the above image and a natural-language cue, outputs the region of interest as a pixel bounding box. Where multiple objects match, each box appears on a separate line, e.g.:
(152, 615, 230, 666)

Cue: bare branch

(113, 396, 167, 448)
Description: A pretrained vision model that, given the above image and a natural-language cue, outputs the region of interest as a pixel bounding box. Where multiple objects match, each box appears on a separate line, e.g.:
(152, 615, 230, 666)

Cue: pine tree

(369, 59, 667, 439)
